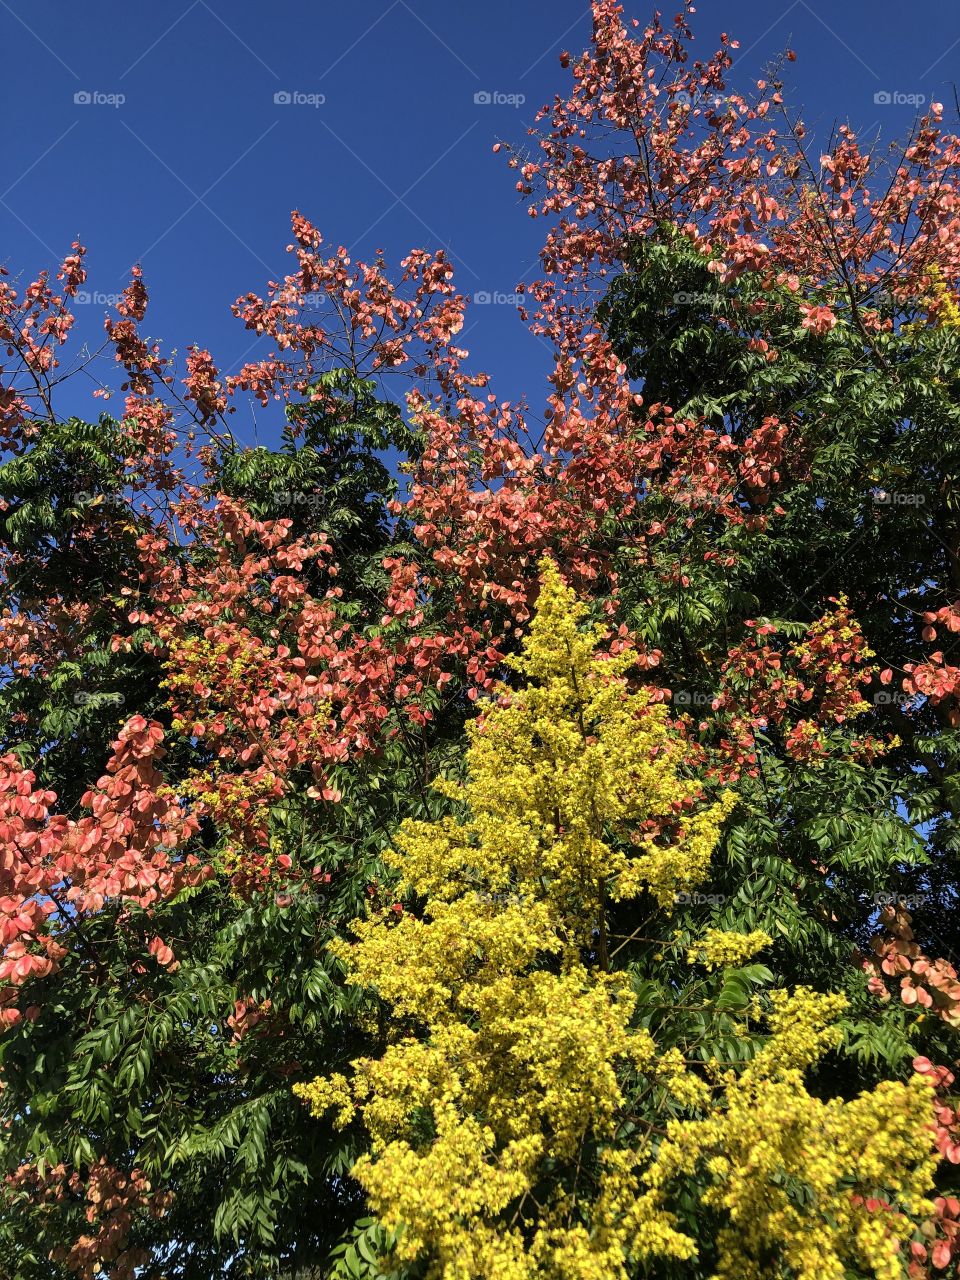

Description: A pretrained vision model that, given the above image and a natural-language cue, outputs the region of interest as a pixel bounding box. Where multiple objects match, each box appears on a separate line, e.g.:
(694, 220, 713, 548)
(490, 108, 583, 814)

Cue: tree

(295, 563, 938, 1280)
(0, 229, 490, 1276)
(3, 2, 960, 1275)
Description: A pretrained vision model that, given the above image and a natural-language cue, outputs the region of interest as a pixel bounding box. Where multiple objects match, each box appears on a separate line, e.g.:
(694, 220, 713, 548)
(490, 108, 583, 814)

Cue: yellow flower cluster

(393, 559, 735, 921)
(296, 562, 733, 1278)
(294, 562, 939, 1280)
(688, 928, 772, 969)
(646, 989, 939, 1280)
(926, 265, 960, 329)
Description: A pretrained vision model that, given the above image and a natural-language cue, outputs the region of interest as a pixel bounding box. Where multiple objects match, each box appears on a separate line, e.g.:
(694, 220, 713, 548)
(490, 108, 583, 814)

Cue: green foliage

(0, 381, 464, 1278)
(0, 416, 162, 799)
(599, 232, 960, 1099)
(217, 371, 420, 596)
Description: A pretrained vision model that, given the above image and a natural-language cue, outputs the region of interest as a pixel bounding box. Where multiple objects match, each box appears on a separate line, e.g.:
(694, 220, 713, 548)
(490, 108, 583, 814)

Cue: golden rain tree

(295, 562, 940, 1280)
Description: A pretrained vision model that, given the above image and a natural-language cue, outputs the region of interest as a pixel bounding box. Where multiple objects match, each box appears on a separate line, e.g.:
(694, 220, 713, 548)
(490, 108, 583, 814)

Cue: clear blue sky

(2, 0, 958, 446)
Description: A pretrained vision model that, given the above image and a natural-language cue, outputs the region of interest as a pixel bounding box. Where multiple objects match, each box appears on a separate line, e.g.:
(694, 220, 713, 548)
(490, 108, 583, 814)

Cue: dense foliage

(3, 2, 960, 1276)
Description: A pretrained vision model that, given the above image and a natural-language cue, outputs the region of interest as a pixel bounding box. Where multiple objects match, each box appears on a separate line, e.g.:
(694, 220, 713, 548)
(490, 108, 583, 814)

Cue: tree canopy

(2, 3, 960, 1277)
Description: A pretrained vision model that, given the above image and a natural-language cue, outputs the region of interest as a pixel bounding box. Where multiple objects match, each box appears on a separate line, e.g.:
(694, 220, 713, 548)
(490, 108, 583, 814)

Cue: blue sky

(2, 0, 958, 446)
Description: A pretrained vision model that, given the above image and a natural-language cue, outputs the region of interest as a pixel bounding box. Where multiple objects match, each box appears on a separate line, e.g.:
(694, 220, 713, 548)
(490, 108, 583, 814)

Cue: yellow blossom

(294, 562, 938, 1280)
(688, 928, 772, 969)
